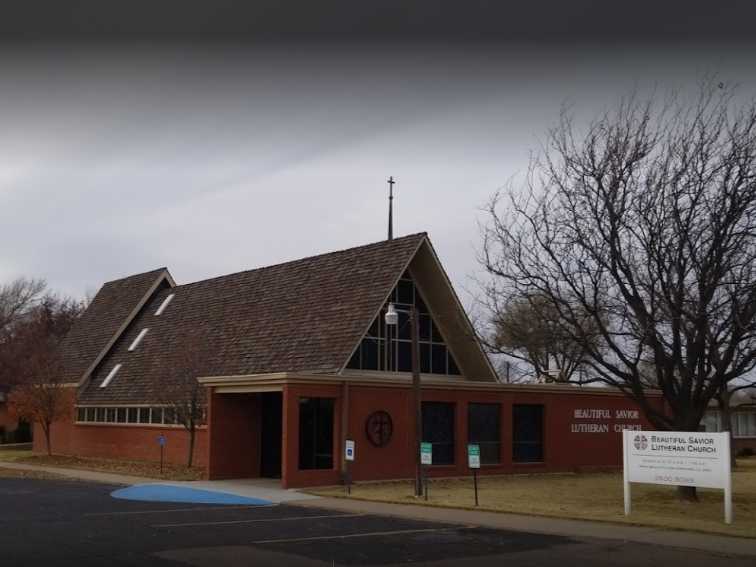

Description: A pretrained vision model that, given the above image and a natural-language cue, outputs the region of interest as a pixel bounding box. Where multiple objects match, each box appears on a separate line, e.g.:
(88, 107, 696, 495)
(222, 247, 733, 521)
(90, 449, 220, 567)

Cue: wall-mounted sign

(365, 411, 393, 447)
(571, 408, 644, 433)
(345, 439, 355, 462)
(420, 442, 433, 465)
(622, 430, 732, 523)
(467, 444, 481, 469)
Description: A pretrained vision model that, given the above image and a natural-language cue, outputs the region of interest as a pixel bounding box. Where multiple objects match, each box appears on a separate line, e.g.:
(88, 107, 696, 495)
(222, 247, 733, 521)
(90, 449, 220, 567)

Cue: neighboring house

(702, 386, 756, 453)
(41, 233, 658, 487)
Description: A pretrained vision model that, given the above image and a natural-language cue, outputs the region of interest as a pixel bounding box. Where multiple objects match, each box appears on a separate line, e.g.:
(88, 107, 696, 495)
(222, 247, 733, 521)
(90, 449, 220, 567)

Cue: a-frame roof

(77, 233, 436, 403)
(58, 267, 173, 384)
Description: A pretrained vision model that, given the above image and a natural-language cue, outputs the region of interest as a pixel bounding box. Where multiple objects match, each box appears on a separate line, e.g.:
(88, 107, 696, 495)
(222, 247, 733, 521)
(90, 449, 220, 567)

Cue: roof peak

(102, 267, 169, 286)
(178, 232, 428, 289)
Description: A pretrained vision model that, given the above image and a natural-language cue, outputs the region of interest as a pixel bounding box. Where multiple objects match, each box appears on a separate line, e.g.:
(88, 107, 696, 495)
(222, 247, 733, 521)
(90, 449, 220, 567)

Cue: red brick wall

(32, 391, 208, 468)
(207, 392, 261, 479)
(39, 382, 663, 486)
(279, 384, 659, 488)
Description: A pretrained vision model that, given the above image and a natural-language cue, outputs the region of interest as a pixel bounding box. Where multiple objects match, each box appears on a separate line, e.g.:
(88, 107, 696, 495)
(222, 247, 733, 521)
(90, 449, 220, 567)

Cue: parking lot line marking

(84, 504, 276, 517)
(251, 526, 473, 544)
(153, 513, 365, 528)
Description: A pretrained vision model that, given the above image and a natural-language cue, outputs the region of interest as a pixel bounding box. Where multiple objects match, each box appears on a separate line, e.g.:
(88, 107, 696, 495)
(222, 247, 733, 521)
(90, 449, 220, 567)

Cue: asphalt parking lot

(0, 477, 754, 566)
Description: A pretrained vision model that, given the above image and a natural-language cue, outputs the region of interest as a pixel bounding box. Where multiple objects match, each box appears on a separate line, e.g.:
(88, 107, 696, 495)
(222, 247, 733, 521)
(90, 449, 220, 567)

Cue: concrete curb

(292, 496, 756, 558)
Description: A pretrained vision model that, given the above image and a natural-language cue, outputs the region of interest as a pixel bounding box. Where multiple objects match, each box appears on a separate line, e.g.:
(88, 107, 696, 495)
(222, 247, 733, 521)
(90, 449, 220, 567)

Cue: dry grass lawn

(311, 458, 756, 538)
(0, 451, 203, 481)
(0, 448, 34, 462)
(0, 466, 68, 480)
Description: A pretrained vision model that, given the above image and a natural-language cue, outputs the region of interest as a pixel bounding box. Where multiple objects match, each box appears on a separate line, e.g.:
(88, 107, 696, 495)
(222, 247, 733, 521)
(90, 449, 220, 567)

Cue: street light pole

(386, 302, 423, 497)
(410, 305, 423, 497)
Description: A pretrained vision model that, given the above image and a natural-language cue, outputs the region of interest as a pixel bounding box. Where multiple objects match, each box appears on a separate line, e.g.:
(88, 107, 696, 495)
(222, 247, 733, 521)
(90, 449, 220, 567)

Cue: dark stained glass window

(299, 397, 335, 470)
(422, 402, 455, 465)
(468, 403, 501, 464)
(513, 405, 544, 463)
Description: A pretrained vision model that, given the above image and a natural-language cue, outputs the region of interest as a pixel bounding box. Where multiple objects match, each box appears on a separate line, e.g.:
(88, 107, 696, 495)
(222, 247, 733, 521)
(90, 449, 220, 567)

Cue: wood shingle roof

(76, 233, 426, 403)
(58, 268, 170, 384)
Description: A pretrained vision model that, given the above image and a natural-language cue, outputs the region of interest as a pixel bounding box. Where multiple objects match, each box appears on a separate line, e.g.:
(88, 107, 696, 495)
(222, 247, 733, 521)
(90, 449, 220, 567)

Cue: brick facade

(32, 390, 208, 467)
(204, 380, 661, 488)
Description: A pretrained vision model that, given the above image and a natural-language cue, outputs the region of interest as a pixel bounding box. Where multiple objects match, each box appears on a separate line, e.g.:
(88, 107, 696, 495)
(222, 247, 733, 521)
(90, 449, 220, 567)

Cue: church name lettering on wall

(571, 408, 643, 433)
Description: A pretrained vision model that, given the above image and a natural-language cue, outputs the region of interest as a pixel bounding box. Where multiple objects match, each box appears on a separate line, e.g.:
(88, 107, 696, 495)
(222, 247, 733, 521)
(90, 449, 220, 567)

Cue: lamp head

(384, 302, 399, 326)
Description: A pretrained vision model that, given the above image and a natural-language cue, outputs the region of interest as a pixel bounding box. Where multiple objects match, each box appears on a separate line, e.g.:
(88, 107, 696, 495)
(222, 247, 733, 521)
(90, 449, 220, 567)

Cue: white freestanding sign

(622, 430, 732, 524)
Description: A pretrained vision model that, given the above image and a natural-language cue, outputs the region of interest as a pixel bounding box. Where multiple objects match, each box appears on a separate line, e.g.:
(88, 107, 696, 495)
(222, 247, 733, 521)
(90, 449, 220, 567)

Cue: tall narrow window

(100, 364, 122, 388)
(468, 403, 501, 464)
(298, 398, 334, 470)
(128, 328, 149, 351)
(513, 404, 544, 463)
(155, 293, 175, 316)
(422, 402, 455, 465)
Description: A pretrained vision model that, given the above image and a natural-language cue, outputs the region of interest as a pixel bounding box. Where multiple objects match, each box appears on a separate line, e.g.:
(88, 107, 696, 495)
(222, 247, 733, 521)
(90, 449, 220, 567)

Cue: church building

(39, 233, 655, 487)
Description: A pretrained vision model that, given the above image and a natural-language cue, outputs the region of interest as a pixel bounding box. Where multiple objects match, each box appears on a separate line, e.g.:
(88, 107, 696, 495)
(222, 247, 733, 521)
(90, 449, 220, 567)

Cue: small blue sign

(157, 434, 166, 447)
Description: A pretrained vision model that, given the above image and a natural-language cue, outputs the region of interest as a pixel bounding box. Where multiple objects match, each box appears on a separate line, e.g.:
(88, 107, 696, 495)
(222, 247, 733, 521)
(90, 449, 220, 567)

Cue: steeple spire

(388, 176, 395, 240)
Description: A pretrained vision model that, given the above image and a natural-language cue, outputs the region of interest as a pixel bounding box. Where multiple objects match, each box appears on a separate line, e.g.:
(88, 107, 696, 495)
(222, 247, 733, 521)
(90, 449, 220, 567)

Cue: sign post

(344, 439, 355, 495)
(468, 444, 481, 506)
(157, 434, 166, 475)
(420, 442, 432, 501)
(623, 430, 732, 524)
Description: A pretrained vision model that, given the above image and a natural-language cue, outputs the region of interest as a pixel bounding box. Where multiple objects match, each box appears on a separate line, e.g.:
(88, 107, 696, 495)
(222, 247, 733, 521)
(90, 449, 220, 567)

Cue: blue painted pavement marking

(111, 484, 273, 505)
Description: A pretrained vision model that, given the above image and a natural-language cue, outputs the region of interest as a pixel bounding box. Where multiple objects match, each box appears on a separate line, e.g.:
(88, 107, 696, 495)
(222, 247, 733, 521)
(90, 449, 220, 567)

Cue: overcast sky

(2, 5, 756, 306)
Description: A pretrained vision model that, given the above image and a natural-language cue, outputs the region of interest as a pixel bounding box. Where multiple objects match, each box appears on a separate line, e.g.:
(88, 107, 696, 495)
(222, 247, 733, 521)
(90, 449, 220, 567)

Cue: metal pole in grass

(473, 469, 478, 506)
(424, 466, 429, 501)
(468, 444, 481, 506)
(158, 434, 166, 476)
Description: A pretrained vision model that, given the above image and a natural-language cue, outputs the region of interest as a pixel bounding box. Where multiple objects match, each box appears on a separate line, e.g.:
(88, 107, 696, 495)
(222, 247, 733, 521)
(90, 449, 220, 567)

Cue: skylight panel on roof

(100, 364, 122, 388)
(155, 293, 175, 316)
(128, 328, 149, 352)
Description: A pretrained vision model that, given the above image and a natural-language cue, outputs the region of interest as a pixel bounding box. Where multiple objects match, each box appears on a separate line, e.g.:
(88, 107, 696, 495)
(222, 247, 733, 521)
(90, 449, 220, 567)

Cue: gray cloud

(1, 43, 755, 306)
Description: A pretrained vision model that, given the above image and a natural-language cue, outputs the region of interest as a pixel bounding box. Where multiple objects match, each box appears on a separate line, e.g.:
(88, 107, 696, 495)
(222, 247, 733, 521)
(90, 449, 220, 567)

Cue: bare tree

(489, 293, 596, 382)
(152, 331, 207, 468)
(481, 82, 756, 500)
(7, 297, 82, 454)
(0, 278, 46, 338)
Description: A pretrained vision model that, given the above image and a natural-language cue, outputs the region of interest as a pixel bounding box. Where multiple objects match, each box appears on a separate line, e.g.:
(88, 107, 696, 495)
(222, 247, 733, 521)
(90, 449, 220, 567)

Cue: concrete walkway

(3, 460, 754, 558)
(292, 495, 756, 558)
